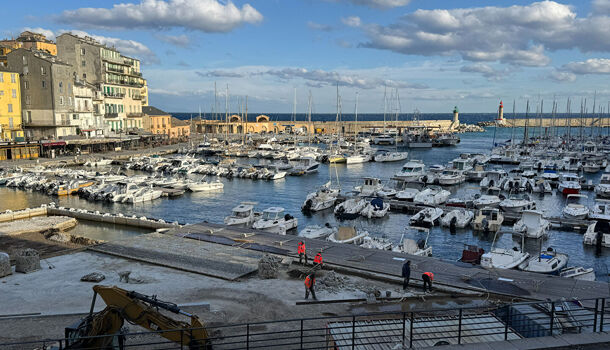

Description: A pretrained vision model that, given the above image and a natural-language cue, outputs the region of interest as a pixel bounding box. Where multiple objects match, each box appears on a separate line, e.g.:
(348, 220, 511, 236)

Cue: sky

(3, 0, 610, 113)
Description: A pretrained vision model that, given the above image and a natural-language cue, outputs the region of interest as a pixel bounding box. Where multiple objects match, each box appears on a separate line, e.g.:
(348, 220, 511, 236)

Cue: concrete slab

(89, 232, 262, 280)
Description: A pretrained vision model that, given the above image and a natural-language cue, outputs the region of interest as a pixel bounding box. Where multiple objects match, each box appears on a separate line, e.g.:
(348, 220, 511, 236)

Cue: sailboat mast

(225, 84, 229, 141)
(354, 92, 359, 152)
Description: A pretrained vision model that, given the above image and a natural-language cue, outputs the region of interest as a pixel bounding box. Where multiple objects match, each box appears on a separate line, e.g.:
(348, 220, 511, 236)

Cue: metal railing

(1, 297, 608, 350)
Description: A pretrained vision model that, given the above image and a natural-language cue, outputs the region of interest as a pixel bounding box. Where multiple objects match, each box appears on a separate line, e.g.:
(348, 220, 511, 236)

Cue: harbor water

(2, 125, 610, 279)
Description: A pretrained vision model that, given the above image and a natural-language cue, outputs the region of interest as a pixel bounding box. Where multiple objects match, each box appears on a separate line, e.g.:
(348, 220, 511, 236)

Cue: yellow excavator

(64, 285, 212, 349)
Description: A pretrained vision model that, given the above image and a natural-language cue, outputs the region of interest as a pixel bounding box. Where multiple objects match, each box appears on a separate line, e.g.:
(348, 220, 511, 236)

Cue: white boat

(299, 224, 336, 239)
(327, 226, 369, 244)
(481, 232, 529, 269)
(472, 207, 504, 232)
(360, 236, 393, 250)
(291, 157, 320, 175)
(354, 177, 383, 197)
(499, 194, 535, 214)
(595, 173, 610, 198)
(472, 195, 501, 209)
(302, 183, 339, 212)
(413, 186, 450, 206)
(392, 227, 432, 256)
(559, 266, 595, 281)
(395, 160, 426, 181)
(512, 210, 550, 239)
(395, 182, 424, 201)
(518, 248, 568, 274)
(440, 209, 474, 229)
(252, 207, 298, 235)
(532, 178, 553, 193)
(334, 198, 367, 220)
(224, 202, 260, 226)
(583, 221, 610, 248)
(558, 173, 581, 195)
(562, 194, 589, 220)
(589, 200, 610, 221)
(187, 178, 224, 192)
(409, 207, 443, 227)
(374, 150, 408, 162)
(583, 161, 601, 174)
(125, 186, 163, 203)
(373, 134, 395, 145)
(346, 153, 371, 164)
(360, 198, 390, 218)
(438, 169, 465, 186)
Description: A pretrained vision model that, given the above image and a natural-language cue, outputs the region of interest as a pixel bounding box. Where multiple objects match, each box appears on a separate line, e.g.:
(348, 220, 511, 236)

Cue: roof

(143, 106, 170, 116)
(171, 117, 189, 127)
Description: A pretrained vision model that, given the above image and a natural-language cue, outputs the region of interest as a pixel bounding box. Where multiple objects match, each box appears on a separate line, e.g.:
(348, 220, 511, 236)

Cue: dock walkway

(170, 222, 609, 302)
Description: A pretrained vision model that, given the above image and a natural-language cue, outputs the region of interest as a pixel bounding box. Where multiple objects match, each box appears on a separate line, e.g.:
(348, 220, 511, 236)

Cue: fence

(1, 297, 609, 350)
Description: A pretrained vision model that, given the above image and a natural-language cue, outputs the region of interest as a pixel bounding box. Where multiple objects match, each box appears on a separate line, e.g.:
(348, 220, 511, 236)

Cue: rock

(0, 252, 11, 278)
(81, 272, 105, 282)
(258, 254, 281, 279)
(14, 248, 41, 274)
(118, 271, 131, 283)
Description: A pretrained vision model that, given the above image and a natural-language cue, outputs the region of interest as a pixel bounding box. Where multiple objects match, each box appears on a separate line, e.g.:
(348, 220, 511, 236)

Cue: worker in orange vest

(422, 272, 434, 293)
(313, 252, 323, 266)
(297, 241, 307, 264)
(304, 272, 317, 300)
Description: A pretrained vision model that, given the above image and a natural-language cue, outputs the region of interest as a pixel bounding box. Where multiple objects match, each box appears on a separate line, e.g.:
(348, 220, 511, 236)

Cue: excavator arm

(65, 285, 211, 349)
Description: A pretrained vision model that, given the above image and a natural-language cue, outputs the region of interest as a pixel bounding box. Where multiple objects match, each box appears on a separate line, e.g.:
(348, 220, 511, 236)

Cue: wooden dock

(169, 222, 609, 302)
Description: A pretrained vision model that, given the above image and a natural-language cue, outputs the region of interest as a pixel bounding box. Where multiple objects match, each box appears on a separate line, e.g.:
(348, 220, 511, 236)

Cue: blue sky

(3, 0, 610, 113)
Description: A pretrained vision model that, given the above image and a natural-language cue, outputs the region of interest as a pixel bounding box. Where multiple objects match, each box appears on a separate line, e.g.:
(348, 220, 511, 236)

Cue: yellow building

(0, 41, 22, 67)
(0, 31, 56, 67)
(0, 67, 24, 141)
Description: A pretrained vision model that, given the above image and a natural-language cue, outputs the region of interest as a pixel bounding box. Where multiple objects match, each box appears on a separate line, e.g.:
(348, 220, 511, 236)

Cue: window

(81, 48, 85, 55)
(26, 111, 32, 123)
(42, 80, 46, 88)
(11, 73, 16, 83)
(59, 96, 64, 105)
(59, 82, 63, 93)
(0, 73, 3, 83)
(81, 60, 86, 67)
(9, 117, 13, 128)
(11, 89, 16, 98)
(72, 114, 78, 120)
(23, 66, 28, 75)
(7, 104, 12, 113)
(24, 81, 29, 89)
(0, 91, 4, 96)
(41, 66, 46, 75)
(82, 73, 86, 80)
(22, 56, 26, 65)
(25, 95, 31, 105)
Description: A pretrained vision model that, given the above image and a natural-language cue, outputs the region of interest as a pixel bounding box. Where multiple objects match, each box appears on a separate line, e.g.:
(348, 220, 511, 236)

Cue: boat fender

(449, 217, 457, 234)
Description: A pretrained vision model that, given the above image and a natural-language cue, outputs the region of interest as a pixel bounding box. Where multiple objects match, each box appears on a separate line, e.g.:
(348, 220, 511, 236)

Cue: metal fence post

(504, 306, 510, 341)
(601, 298, 606, 332)
(458, 308, 463, 345)
(180, 329, 184, 350)
(300, 319, 304, 350)
(402, 312, 406, 346)
(247, 324, 250, 350)
(352, 315, 356, 350)
(409, 312, 414, 349)
(594, 299, 599, 332)
(549, 302, 555, 335)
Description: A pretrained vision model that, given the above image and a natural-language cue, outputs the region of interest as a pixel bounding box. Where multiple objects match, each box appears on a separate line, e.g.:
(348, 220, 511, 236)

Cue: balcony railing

(103, 92, 125, 99)
(132, 95, 142, 100)
(106, 66, 124, 74)
(104, 113, 119, 118)
(127, 113, 143, 118)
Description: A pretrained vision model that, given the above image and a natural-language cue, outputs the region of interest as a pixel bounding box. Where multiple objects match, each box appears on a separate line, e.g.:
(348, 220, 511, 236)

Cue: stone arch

(248, 126, 255, 133)
(261, 126, 268, 132)
(273, 126, 279, 133)
(237, 125, 243, 134)
(256, 115, 270, 122)
(230, 114, 241, 122)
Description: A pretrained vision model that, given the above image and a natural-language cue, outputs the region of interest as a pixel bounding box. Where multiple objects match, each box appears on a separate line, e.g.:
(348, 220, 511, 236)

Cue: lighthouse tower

(453, 106, 459, 124)
(497, 101, 505, 125)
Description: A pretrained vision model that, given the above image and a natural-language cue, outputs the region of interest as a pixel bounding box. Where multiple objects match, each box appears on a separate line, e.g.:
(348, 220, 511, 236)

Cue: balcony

(104, 113, 119, 119)
(106, 66, 124, 74)
(104, 92, 125, 99)
(127, 113, 143, 118)
(132, 95, 142, 100)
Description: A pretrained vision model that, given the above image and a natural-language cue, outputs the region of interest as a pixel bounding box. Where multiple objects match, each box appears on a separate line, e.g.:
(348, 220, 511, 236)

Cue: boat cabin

(262, 207, 285, 220)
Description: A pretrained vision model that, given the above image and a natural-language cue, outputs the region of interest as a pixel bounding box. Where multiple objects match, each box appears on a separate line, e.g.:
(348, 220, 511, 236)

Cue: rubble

(258, 254, 282, 279)
(316, 270, 352, 293)
(80, 272, 105, 282)
(0, 252, 11, 277)
(14, 248, 41, 274)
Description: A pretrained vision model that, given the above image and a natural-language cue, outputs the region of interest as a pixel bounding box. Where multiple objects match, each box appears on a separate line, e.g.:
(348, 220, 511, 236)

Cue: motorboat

(252, 207, 298, 235)
(558, 173, 581, 195)
(124, 186, 163, 203)
(472, 207, 504, 232)
(302, 182, 339, 212)
(499, 194, 535, 214)
(438, 169, 466, 186)
(583, 161, 601, 174)
(327, 226, 369, 244)
(395, 160, 426, 181)
(481, 232, 529, 269)
(360, 236, 393, 250)
(345, 152, 371, 164)
(299, 224, 336, 239)
(395, 181, 424, 202)
(329, 153, 347, 164)
(589, 200, 610, 221)
(583, 221, 610, 248)
(460, 244, 485, 264)
(84, 158, 113, 167)
(518, 248, 568, 274)
(334, 198, 367, 220)
(413, 186, 450, 206)
(373, 150, 408, 162)
(512, 210, 550, 239)
(360, 197, 390, 218)
(392, 227, 432, 256)
(354, 177, 383, 197)
(503, 176, 527, 192)
(187, 178, 224, 192)
(561, 194, 589, 220)
(440, 209, 474, 229)
(224, 202, 260, 226)
(559, 266, 595, 281)
(472, 195, 501, 209)
(595, 173, 610, 198)
(465, 164, 486, 182)
(372, 134, 395, 145)
(290, 157, 320, 175)
(532, 179, 553, 193)
(409, 207, 443, 227)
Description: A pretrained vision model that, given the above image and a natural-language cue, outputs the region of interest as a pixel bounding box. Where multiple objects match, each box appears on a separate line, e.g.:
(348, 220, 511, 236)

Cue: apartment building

(0, 67, 24, 141)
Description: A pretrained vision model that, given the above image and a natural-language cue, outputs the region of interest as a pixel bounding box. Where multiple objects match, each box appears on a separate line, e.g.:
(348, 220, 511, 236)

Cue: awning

(41, 141, 67, 147)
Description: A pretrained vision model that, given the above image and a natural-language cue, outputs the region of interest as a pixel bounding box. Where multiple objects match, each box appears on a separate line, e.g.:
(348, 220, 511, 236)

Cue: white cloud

(592, 0, 610, 14)
(155, 34, 191, 48)
(64, 30, 159, 64)
(460, 63, 512, 81)
(329, 0, 411, 9)
(22, 27, 56, 40)
(307, 21, 333, 32)
(57, 0, 263, 33)
(563, 58, 610, 74)
(547, 70, 577, 82)
(342, 16, 362, 27)
(356, 1, 610, 67)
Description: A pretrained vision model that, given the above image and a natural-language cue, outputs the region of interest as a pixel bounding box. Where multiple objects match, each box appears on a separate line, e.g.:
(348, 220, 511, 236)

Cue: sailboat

(329, 85, 347, 164)
(480, 232, 530, 269)
(374, 89, 409, 162)
(346, 92, 372, 164)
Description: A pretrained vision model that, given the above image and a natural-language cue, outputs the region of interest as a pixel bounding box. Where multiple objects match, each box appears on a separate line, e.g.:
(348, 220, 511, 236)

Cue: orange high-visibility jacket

(298, 242, 306, 254)
(304, 275, 313, 288)
(314, 253, 323, 264)
(423, 272, 434, 281)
